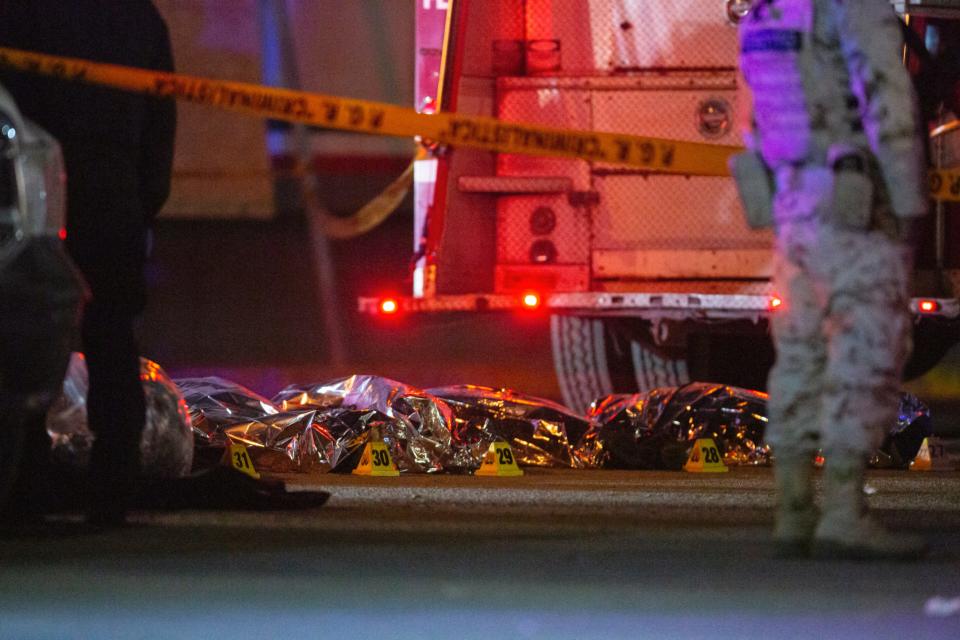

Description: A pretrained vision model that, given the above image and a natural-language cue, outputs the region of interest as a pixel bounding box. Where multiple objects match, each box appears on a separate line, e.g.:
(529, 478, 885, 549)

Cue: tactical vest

(739, 0, 869, 167)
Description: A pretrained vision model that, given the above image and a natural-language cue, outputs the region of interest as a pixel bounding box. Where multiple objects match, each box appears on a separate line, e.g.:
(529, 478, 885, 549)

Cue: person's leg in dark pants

(82, 300, 145, 525)
(67, 212, 149, 525)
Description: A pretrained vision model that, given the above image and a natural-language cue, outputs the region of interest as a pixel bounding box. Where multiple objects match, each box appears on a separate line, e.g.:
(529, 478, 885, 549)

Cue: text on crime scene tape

(0, 45, 957, 200)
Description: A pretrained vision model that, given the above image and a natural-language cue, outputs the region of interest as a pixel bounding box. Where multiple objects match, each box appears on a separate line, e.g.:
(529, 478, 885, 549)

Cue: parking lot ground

(1, 467, 959, 639)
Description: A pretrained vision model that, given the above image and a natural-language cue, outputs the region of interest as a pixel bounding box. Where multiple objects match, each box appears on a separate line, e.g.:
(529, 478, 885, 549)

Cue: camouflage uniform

(736, 0, 928, 558)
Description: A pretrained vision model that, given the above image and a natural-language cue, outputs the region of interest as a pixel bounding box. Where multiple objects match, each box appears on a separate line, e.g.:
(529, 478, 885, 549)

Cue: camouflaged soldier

(731, 0, 928, 559)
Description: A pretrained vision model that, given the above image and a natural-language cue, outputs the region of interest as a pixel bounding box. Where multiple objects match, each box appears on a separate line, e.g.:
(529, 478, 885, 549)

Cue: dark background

(140, 194, 560, 400)
(139, 176, 960, 429)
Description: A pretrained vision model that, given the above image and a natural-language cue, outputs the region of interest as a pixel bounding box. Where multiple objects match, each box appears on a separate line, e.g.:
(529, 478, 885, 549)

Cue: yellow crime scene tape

(0, 45, 956, 201)
(0, 45, 734, 176)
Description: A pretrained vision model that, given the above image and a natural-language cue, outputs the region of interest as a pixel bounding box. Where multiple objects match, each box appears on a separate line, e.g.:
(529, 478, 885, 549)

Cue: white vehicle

(362, 0, 960, 411)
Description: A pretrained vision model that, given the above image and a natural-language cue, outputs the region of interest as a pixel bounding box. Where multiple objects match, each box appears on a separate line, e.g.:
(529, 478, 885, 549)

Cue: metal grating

(523, 0, 741, 74)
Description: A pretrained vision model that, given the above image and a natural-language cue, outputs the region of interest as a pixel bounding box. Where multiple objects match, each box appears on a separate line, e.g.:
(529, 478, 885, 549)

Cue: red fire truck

(363, 0, 960, 412)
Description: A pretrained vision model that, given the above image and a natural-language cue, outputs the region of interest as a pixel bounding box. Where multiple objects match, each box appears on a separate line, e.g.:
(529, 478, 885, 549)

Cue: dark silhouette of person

(0, 0, 176, 525)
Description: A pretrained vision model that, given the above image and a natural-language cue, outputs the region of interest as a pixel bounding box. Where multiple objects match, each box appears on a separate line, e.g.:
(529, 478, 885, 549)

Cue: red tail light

(917, 299, 940, 314)
(768, 295, 783, 310)
(379, 298, 399, 315)
(522, 292, 541, 310)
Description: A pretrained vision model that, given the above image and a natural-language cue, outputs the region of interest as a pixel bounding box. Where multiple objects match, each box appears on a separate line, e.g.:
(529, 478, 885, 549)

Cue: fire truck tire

(631, 340, 690, 392)
(551, 315, 613, 413)
(551, 315, 689, 413)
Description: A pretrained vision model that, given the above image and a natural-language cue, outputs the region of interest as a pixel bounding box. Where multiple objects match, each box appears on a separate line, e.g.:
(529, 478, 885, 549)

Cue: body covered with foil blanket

(47, 354, 194, 478)
(177, 376, 590, 473)
(272, 375, 454, 473)
(177, 376, 440, 473)
(580, 383, 931, 470)
(427, 385, 592, 470)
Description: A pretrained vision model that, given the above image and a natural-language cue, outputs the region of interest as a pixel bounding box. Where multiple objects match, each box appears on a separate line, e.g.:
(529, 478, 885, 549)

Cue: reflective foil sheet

(175, 376, 280, 447)
(580, 384, 770, 470)
(206, 405, 441, 474)
(179, 375, 593, 473)
(209, 409, 394, 474)
(175, 377, 333, 473)
(46, 353, 194, 478)
(174, 376, 933, 474)
(427, 385, 592, 470)
(273, 375, 453, 473)
(582, 383, 932, 470)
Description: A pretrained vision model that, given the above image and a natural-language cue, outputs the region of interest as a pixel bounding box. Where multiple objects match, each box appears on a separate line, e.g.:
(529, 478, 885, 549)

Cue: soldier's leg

(814, 229, 923, 559)
(766, 236, 826, 556)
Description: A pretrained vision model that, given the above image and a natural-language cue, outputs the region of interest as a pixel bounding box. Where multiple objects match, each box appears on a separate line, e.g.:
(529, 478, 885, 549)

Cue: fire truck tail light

(918, 299, 940, 314)
(379, 298, 399, 315)
(522, 292, 541, 309)
(768, 295, 783, 310)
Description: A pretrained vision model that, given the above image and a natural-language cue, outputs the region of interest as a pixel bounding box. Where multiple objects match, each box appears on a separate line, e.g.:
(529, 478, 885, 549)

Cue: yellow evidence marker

(475, 440, 524, 477)
(352, 440, 400, 476)
(222, 441, 261, 479)
(683, 438, 729, 473)
(909, 437, 953, 472)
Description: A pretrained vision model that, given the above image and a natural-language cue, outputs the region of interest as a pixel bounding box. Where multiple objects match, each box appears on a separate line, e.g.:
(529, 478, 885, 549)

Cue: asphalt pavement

(1, 467, 958, 640)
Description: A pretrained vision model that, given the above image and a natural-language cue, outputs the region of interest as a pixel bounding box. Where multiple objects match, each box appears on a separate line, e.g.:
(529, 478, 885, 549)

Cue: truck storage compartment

(494, 73, 772, 290)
